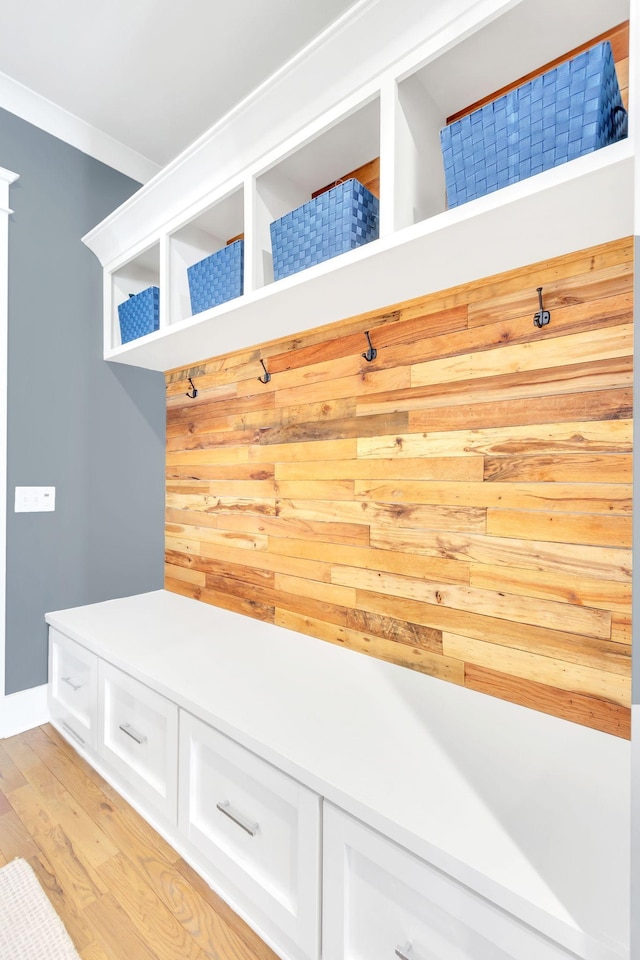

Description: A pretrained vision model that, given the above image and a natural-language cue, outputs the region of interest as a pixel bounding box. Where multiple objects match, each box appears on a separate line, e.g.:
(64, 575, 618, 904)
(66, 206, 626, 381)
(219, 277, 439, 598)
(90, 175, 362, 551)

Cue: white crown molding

(0, 71, 160, 185)
(83, 0, 505, 265)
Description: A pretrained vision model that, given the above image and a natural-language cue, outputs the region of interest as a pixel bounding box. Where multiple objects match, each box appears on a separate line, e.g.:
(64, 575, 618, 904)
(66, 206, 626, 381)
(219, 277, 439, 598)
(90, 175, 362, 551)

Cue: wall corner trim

(0, 75, 160, 184)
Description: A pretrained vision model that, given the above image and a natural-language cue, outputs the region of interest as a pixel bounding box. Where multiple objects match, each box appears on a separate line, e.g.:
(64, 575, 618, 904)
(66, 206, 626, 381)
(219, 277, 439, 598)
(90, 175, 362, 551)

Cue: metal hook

(361, 330, 377, 362)
(533, 287, 550, 328)
(185, 377, 198, 399)
(258, 359, 271, 384)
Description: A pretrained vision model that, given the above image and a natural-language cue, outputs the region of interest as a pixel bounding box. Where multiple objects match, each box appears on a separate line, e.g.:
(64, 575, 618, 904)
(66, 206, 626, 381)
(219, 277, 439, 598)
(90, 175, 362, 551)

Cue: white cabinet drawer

(48, 627, 98, 753)
(98, 661, 178, 823)
(179, 711, 321, 959)
(323, 804, 575, 960)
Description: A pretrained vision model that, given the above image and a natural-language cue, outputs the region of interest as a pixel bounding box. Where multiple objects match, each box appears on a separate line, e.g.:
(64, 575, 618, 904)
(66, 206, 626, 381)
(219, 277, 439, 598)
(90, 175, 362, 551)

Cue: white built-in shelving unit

(84, 0, 636, 373)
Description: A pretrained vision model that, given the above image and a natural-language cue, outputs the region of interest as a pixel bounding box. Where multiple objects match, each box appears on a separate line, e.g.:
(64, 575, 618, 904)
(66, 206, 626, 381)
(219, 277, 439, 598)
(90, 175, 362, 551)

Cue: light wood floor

(0, 723, 278, 960)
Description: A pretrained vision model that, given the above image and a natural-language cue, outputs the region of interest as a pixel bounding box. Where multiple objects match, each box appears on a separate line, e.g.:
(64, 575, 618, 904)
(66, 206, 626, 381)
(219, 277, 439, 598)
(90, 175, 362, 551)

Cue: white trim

(0, 168, 17, 735)
(0, 72, 160, 185)
(0, 683, 49, 739)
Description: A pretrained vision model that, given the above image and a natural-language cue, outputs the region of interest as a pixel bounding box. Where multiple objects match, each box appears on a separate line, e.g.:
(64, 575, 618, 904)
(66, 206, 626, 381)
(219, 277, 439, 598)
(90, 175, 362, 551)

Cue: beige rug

(0, 858, 81, 959)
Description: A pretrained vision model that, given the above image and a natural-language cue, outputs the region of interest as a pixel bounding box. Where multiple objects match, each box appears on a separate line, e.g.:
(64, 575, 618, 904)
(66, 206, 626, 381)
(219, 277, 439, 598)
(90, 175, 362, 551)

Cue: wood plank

(0, 741, 28, 793)
(331, 566, 612, 640)
(8, 783, 107, 908)
(274, 608, 464, 683)
(483, 453, 632, 483)
(275, 495, 486, 532)
(250, 437, 357, 463)
(345, 608, 443, 653)
(166, 463, 275, 481)
(175, 537, 335, 583)
(166, 551, 276, 589)
(409, 388, 632, 434)
(464, 664, 630, 739)
(164, 563, 207, 586)
(0, 808, 40, 860)
(357, 419, 632, 459)
(275, 455, 484, 482)
(467, 260, 632, 328)
(0, 743, 118, 868)
(255, 410, 409, 445)
(411, 321, 632, 389)
(485, 509, 631, 548)
(98, 853, 209, 960)
(443, 632, 630, 706)
(82, 893, 163, 960)
(174, 858, 280, 960)
(446, 21, 629, 123)
(355, 480, 630, 515)
(273, 573, 356, 608)
(272, 366, 411, 409)
(469, 563, 631, 618)
(388, 291, 632, 374)
(171, 513, 371, 547)
(367, 527, 630, 583)
(357, 356, 633, 418)
(266, 537, 471, 586)
(356, 590, 630, 677)
(27, 849, 95, 952)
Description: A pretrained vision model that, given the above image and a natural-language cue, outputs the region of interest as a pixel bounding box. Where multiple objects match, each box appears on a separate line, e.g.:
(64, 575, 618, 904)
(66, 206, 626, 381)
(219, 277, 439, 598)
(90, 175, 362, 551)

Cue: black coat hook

(362, 330, 377, 362)
(186, 377, 198, 399)
(258, 359, 271, 384)
(533, 287, 550, 328)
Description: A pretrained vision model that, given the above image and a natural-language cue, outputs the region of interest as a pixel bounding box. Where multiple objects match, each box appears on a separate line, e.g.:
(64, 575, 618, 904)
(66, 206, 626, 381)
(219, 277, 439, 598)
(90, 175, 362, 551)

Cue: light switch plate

(14, 486, 55, 512)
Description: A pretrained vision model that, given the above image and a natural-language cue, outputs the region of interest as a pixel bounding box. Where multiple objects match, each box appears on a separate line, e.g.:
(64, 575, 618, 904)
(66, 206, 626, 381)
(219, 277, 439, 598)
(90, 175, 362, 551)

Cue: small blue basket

(270, 178, 379, 282)
(440, 40, 627, 208)
(117, 286, 159, 344)
(187, 239, 244, 315)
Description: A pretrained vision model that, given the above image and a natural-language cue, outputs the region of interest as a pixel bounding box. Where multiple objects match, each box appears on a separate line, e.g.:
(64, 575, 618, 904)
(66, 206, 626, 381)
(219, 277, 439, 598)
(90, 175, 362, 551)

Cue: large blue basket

(270, 178, 379, 282)
(117, 286, 159, 344)
(187, 239, 244, 315)
(440, 40, 627, 208)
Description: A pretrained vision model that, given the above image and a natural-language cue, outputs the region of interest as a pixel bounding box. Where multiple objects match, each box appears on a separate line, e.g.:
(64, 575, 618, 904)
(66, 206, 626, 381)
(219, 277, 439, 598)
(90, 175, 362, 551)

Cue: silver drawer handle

(118, 722, 147, 745)
(62, 721, 85, 746)
(395, 944, 413, 960)
(62, 676, 83, 691)
(216, 800, 259, 837)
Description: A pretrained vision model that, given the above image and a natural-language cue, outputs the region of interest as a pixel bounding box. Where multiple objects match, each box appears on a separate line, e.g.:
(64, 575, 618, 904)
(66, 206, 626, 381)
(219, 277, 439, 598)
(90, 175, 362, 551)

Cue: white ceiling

(0, 0, 361, 169)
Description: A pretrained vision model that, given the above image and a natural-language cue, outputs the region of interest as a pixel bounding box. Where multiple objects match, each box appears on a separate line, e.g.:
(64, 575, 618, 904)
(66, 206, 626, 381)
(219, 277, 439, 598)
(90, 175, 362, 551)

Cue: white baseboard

(0, 684, 49, 738)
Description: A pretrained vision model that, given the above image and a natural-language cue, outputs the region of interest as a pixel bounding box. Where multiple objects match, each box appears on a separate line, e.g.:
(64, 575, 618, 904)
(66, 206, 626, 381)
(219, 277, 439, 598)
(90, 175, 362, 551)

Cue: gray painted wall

(1, 108, 166, 694)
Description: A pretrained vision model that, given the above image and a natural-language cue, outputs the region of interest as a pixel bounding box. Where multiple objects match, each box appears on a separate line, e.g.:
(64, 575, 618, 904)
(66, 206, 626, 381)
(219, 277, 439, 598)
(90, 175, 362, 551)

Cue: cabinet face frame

(178, 710, 322, 960)
(322, 804, 585, 960)
(48, 628, 98, 752)
(98, 660, 179, 824)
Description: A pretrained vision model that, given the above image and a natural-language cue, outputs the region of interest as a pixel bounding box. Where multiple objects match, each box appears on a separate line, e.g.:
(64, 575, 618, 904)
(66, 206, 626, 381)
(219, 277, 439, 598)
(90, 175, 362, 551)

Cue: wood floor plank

(98, 853, 209, 960)
(174, 858, 279, 960)
(3, 727, 271, 960)
(0, 807, 40, 860)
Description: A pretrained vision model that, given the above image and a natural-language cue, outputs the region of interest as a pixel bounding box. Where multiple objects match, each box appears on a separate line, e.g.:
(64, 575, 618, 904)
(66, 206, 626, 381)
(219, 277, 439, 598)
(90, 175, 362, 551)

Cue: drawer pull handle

(395, 944, 413, 960)
(62, 676, 83, 691)
(62, 722, 85, 747)
(216, 800, 259, 837)
(118, 723, 147, 745)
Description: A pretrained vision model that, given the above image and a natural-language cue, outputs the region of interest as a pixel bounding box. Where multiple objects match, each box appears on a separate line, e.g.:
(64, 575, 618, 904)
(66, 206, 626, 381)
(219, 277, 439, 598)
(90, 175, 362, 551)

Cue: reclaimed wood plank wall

(165, 237, 633, 738)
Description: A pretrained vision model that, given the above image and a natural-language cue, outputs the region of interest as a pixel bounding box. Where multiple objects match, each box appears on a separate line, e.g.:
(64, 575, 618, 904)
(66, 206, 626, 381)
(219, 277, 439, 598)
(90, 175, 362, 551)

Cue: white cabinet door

(323, 804, 576, 960)
(98, 661, 178, 823)
(179, 710, 321, 959)
(48, 627, 98, 753)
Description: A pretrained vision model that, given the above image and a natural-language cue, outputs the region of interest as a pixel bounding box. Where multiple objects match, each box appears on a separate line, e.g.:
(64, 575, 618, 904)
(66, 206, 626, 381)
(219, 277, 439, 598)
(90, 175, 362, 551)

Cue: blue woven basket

(117, 286, 160, 344)
(440, 40, 627, 208)
(270, 179, 379, 282)
(187, 239, 244, 315)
